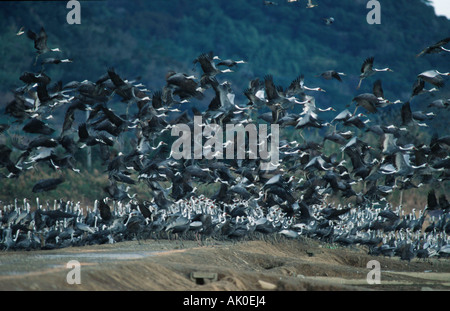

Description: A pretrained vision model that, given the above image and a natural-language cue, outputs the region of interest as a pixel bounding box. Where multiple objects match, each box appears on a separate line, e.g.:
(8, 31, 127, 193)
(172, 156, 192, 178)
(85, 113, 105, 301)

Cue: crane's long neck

(374, 68, 391, 72)
(436, 70, 450, 76)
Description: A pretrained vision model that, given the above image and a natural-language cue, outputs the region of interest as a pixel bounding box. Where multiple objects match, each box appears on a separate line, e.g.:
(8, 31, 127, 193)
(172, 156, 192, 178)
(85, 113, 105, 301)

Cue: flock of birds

(0, 25, 449, 261)
(264, 0, 335, 25)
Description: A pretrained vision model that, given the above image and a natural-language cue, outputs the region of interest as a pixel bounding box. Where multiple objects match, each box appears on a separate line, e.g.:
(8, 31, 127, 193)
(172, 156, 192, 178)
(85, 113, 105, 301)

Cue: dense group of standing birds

(0, 24, 449, 261)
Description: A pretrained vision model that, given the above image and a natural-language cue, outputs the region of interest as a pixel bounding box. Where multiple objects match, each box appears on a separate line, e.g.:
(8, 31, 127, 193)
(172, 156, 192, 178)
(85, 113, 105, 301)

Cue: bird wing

(107, 68, 127, 88)
(353, 93, 378, 113)
(331, 71, 342, 82)
(418, 70, 445, 88)
(101, 106, 124, 127)
(332, 109, 351, 122)
(36, 83, 51, 103)
(61, 107, 75, 133)
(152, 90, 164, 109)
(411, 78, 425, 97)
(36, 27, 48, 51)
(416, 38, 450, 57)
(197, 52, 218, 75)
(427, 189, 438, 210)
(78, 123, 90, 141)
(264, 75, 280, 101)
(32, 178, 64, 193)
(361, 57, 374, 73)
(434, 37, 450, 48)
(26, 29, 37, 41)
(372, 79, 384, 98)
(99, 199, 112, 221)
(286, 74, 304, 95)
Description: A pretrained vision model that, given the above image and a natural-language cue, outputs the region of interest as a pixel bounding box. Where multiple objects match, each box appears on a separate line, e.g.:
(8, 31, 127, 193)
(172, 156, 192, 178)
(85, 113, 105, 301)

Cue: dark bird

(286, 74, 326, 95)
(41, 57, 73, 69)
(124, 210, 148, 244)
(428, 99, 449, 109)
(194, 51, 233, 82)
(32, 177, 64, 193)
(103, 182, 132, 201)
(107, 68, 150, 103)
(165, 71, 203, 100)
(439, 194, 450, 211)
(217, 59, 247, 68)
(138, 202, 152, 219)
(23, 119, 55, 135)
(318, 70, 345, 82)
(372, 79, 384, 99)
(77, 123, 114, 147)
(19, 72, 51, 85)
(401, 101, 413, 126)
(410, 78, 427, 100)
(322, 17, 335, 25)
(26, 27, 61, 64)
(61, 107, 76, 135)
(352, 93, 383, 114)
(324, 131, 350, 145)
(41, 58, 72, 66)
(27, 136, 58, 150)
(417, 37, 450, 57)
(0, 124, 10, 135)
(98, 199, 113, 222)
(320, 206, 351, 221)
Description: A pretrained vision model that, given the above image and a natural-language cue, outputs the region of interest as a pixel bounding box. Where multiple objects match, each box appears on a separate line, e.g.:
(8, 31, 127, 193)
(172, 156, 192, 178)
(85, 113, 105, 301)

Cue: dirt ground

(0, 237, 449, 291)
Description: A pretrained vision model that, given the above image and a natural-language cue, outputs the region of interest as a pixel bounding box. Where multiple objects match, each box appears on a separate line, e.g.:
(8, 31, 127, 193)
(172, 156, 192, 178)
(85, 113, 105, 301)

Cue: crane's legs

(357, 78, 363, 89)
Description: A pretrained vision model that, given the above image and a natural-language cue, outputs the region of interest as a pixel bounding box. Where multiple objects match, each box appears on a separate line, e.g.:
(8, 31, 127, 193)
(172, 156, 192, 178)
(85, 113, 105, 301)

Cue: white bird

(16, 26, 25, 36)
(306, 0, 318, 8)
